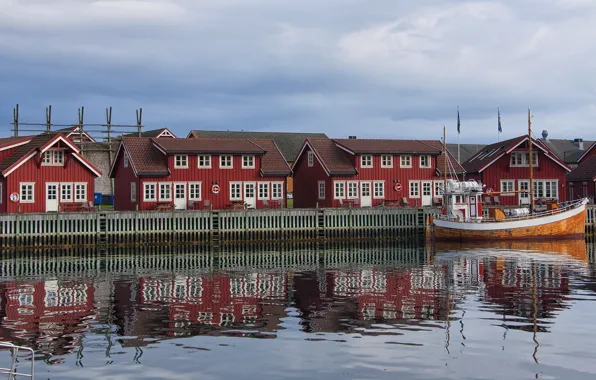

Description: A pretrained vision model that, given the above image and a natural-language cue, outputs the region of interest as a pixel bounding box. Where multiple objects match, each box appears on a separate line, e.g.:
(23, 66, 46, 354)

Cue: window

(189, 182, 202, 200)
(361, 155, 373, 168)
(400, 155, 412, 168)
(434, 182, 444, 197)
(144, 183, 156, 202)
(258, 182, 269, 200)
(220, 155, 233, 168)
(41, 150, 64, 166)
(271, 182, 283, 200)
(230, 182, 242, 200)
(381, 155, 393, 168)
(318, 181, 325, 200)
(74, 183, 87, 201)
(242, 155, 255, 169)
(198, 155, 211, 168)
(420, 155, 431, 168)
(20, 183, 34, 203)
(500, 180, 515, 196)
(334, 181, 345, 199)
(159, 183, 172, 201)
(174, 155, 188, 168)
(60, 183, 72, 202)
(307, 151, 314, 167)
(373, 181, 384, 199)
(347, 181, 359, 199)
(0, 182, 2, 204)
(533, 180, 558, 199)
(510, 152, 538, 167)
(130, 182, 136, 202)
(124, 152, 129, 168)
(409, 181, 420, 198)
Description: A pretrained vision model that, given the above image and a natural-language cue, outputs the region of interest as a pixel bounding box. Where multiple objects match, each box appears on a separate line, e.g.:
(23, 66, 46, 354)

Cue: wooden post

(528, 107, 534, 215)
(13, 104, 19, 137)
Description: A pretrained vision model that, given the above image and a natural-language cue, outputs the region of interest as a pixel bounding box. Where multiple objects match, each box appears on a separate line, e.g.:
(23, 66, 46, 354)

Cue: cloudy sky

(2, 0, 596, 142)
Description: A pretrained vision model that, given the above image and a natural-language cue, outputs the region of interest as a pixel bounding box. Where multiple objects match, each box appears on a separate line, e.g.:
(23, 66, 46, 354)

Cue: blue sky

(2, 0, 596, 143)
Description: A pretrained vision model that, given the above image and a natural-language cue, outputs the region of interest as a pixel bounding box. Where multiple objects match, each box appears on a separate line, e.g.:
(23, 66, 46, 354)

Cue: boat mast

(528, 108, 533, 215)
(443, 125, 447, 191)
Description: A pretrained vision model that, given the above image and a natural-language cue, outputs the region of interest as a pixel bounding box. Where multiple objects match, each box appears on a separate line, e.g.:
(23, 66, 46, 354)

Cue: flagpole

(457, 106, 460, 163)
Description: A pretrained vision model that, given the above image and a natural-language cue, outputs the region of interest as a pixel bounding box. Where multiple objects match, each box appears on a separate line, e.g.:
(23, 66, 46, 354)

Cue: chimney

(348, 136, 357, 139)
(541, 130, 549, 141)
(574, 138, 584, 150)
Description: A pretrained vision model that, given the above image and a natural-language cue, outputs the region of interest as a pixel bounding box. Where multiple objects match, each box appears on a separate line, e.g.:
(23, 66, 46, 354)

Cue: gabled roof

(463, 135, 571, 174)
(0, 136, 33, 151)
(123, 128, 176, 138)
(541, 138, 595, 164)
(577, 141, 596, 163)
(420, 140, 466, 174)
(566, 156, 596, 182)
(152, 138, 265, 155)
(56, 126, 96, 142)
(113, 137, 169, 177)
(446, 143, 486, 164)
(334, 139, 442, 155)
(249, 139, 292, 176)
(187, 130, 328, 162)
(0, 133, 101, 177)
(293, 138, 357, 176)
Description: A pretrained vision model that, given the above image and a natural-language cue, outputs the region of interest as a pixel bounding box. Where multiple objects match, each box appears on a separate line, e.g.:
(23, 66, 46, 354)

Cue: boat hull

(432, 204, 586, 241)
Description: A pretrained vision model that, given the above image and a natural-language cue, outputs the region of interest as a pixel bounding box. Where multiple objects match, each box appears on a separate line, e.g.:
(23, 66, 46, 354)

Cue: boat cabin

(442, 180, 484, 221)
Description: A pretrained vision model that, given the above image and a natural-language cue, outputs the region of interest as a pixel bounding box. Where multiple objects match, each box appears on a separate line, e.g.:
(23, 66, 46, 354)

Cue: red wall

(4, 145, 96, 213)
(112, 148, 140, 211)
(567, 180, 596, 201)
(293, 145, 333, 208)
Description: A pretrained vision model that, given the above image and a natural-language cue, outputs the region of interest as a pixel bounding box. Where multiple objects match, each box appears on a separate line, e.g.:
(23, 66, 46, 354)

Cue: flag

(457, 107, 460, 134)
(498, 107, 502, 133)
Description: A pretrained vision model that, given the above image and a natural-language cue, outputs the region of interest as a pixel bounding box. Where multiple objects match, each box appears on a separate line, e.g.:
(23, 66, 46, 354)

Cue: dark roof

(420, 140, 466, 174)
(540, 138, 595, 164)
(152, 138, 265, 155)
(567, 156, 596, 182)
(0, 133, 60, 173)
(446, 143, 486, 164)
(188, 130, 328, 162)
(123, 128, 176, 138)
(462, 136, 526, 173)
(0, 136, 32, 149)
(334, 139, 442, 155)
(121, 137, 169, 176)
(305, 138, 357, 176)
(249, 139, 292, 176)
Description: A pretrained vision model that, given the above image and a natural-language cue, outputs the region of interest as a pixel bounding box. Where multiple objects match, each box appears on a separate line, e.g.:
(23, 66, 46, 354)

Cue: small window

(159, 183, 172, 201)
(434, 182, 444, 197)
(307, 151, 314, 167)
(144, 183, 157, 202)
(230, 182, 242, 200)
(198, 155, 211, 168)
(20, 183, 34, 203)
(174, 155, 188, 168)
(381, 156, 393, 168)
(41, 150, 64, 166)
(347, 182, 359, 199)
(60, 183, 73, 202)
(124, 152, 129, 168)
(373, 181, 384, 199)
(500, 180, 515, 196)
(420, 155, 431, 168)
(409, 181, 420, 198)
(220, 155, 233, 168)
(0, 182, 2, 204)
(258, 182, 269, 200)
(130, 182, 136, 202)
(318, 181, 325, 200)
(189, 182, 202, 200)
(242, 155, 255, 169)
(271, 182, 283, 200)
(400, 155, 412, 168)
(74, 183, 87, 202)
(361, 155, 373, 168)
(334, 182, 345, 199)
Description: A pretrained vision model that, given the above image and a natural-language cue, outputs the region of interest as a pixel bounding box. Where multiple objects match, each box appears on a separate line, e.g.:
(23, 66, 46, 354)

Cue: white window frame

(360, 155, 373, 168)
(334, 181, 346, 200)
(347, 181, 359, 199)
(41, 150, 65, 166)
(124, 152, 129, 168)
(510, 152, 538, 167)
(189, 182, 202, 201)
(400, 155, 412, 168)
(434, 181, 444, 197)
(373, 181, 385, 199)
(258, 182, 270, 200)
(381, 155, 393, 168)
(307, 151, 314, 167)
(0, 182, 2, 204)
(174, 155, 188, 169)
(230, 182, 242, 200)
(144, 182, 157, 202)
(220, 155, 233, 169)
(159, 182, 172, 201)
(20, 182, 35, 203)
(242, 155, 255, 169)
(318, 181, 325, 200)
(74, 183, 87, 202)
(60, 183, 73, 202)
(271, 182, 284, 200)
(409, 181, 420, 198)
(130, 182, 136, 202)
(420, 155, 431, 168)
(500, 180, 515, 196)
(533, 180, 559, 200)
(198, 155, 211, 168)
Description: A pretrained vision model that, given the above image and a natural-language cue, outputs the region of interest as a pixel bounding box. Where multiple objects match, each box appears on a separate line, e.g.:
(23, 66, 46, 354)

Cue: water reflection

(0, 240, 595, 379)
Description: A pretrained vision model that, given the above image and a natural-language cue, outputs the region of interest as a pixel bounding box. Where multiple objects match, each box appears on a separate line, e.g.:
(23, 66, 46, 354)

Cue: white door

(244, 182, 256, 209)
(519, 180, 529, 205)
(421, 181, 432, 206)
(174, 183, 186, 210)
(470, 196, 477, 217)
(360, 182, 372, 207)
(46, 183, 59, 212)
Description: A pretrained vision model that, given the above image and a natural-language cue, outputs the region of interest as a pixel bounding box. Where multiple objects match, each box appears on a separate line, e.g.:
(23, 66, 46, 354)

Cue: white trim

(173, 182, 187, 200)
(2, 151, 37, 177)
(578, 142, 596, 163)
(188, 182, 202, 201)
(500, 179, 515, 196)
(220, 155, 233, 169)
(242, 155, 256, 169)
(380, 155, 393, 168)
(258, 182, 270, 200)
(0, 139, 31, 152)
(346, 181, 359, 199)
(307, 151, 314, 167)
(130, 182, 137, 202)
(230, 181, 242, 200)
(334, 143, 355, 155)
(144, 182, 157, 202)
(60, 183, 73, 202)
(40, 135, 80, 154)
(400, 155, 412, 168)
(151, 141, 168, 156)
(66, 130, 96, 143)
(174, 155, 189, 169)
(373, 180, 385, 199)
(74, 182, 87, 202)
(271, 182, 284, 200)
(409, 180, 420, 198)
(360, 155, 373, 168)
(159, 182, 172, 201)
(291, 141, 332, 176)
(124, 152, 129, 168)
(19, 182, 35, 203)
(0, 181, 2, 204)
(419, 155, 431, 168)
(318, 181, 325, 200)
(41, 150, 65, 166)
(71, 152, 102, 177)
(333, 181, 346, 200)
(198, 155, 212, 169)
(156, 129, 175, 138)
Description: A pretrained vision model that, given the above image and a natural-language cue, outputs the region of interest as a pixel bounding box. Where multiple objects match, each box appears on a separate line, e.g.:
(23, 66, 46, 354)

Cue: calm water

(1, 241, 595, 380)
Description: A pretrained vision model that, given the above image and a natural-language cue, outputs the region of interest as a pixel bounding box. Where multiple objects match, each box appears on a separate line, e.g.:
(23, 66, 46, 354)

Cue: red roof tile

(334, 139, 442, 155)
(567, 155, 596, 181)
(0, 133, 60, 174)
(306, 138, 357, 175)
(249, 139, 292, 176)
(152, 138, 265, 155)
(0, 136, 32, 149)
(122, 137, 169, 176)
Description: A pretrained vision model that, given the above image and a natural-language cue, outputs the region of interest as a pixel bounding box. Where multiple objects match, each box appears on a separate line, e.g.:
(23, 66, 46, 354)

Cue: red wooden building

(577, 141, 596, 164)
(566, 156, 596, 201)
(462, 136, 571, 206)
(0, 133, 102, 213)
(110, 137, 291, 210)
(291, 138, 464, 208)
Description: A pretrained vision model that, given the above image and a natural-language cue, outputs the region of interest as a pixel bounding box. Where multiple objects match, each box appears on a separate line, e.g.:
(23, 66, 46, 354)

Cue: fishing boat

(430, 109, 589, 241)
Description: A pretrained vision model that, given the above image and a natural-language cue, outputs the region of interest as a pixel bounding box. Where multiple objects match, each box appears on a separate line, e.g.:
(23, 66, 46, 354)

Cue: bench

(155, 202, 174, 211)
(60, 201, 95, 212)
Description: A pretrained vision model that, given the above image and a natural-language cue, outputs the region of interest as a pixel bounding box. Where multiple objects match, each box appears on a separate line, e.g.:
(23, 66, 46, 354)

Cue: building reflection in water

(0, 239, 592, 361)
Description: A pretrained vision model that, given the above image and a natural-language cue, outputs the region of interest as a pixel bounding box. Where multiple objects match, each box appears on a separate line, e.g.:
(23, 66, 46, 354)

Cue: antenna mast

(528, 108, 533, 215)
